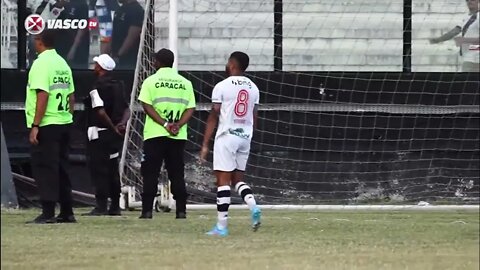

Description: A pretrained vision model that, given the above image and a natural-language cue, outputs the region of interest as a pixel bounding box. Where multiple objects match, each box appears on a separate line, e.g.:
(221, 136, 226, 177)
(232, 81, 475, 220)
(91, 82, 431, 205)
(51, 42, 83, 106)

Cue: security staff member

(83, 54, 130, 216)
(138, 48, 196, 219)
(26, 29, 76, 224)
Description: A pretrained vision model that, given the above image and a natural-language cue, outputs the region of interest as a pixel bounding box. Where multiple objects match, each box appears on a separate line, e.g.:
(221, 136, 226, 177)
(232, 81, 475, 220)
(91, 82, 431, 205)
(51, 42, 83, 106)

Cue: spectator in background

(55, 0, 90, 69)
(430, 0, 479, 72)
(27, 0, 67, 67)
(29, 0, 66, 20)
(111, 0, 144, 70)
(88, 0, 119, 54)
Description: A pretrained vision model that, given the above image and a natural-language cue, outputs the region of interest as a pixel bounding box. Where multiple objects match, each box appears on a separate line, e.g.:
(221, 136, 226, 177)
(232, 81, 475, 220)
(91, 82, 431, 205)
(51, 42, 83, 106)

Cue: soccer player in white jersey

(430, 0, 479, 72)
(200, 51, 262, 237)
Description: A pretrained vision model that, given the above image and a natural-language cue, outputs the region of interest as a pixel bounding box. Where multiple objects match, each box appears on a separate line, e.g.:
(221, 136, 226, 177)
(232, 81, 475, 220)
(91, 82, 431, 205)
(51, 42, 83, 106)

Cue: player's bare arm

(253, 104, 258, 129)
(200, 103, 221, 162)
(30, 90, 49, 145)
(117, 26, 142, 58)
(430, 26, 462, 44)
(67, 28, 89, 61)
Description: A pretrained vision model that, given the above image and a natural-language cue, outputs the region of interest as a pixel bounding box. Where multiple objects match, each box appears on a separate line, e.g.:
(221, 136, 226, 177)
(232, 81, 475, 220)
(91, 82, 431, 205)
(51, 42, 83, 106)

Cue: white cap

(93, 54, 116, 71)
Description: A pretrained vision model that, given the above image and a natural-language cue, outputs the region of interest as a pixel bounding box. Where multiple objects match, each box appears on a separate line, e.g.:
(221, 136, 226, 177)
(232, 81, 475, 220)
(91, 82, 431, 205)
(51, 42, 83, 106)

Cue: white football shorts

(213, 134, 251, 172)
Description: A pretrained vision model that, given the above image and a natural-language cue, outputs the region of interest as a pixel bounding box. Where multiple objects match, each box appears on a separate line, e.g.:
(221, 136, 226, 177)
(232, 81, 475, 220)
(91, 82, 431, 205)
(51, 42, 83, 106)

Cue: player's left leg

(206, 171, 232, 237)
(207, 135, 237, 236)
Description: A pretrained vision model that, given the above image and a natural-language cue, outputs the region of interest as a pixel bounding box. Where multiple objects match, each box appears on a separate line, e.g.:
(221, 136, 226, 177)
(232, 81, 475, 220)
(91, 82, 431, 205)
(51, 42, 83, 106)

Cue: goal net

(120, 0, 479, 208)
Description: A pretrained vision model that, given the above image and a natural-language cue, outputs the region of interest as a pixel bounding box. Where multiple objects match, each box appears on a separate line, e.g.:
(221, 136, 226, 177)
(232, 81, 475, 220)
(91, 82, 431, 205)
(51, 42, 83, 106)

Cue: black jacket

(83, 74, 129, 129)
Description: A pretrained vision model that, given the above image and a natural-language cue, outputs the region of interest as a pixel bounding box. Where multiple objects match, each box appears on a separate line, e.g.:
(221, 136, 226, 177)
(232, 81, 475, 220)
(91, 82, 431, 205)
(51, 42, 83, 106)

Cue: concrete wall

(153, 0, 467, 72)
(0, 0, 468, 71)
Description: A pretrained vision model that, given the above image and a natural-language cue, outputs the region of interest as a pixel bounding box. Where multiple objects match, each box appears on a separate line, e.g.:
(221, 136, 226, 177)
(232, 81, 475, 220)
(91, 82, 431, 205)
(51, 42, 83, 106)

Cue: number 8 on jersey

(234, 90, 249, 117)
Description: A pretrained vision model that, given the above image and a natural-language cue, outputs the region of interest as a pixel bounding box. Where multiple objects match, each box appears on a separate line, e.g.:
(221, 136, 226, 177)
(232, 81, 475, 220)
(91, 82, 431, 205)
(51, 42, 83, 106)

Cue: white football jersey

(212, 76, 260, 141)
(29, 0, 64, 21)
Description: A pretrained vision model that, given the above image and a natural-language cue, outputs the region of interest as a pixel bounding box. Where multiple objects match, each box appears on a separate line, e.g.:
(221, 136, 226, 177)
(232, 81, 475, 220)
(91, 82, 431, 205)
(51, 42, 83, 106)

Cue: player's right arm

(430, 26, 462, 44)
(67, 3, 89, 61)
(116, 5, 143, 59)
(200, 84, 222, 162)
(200, 103, 220, 163)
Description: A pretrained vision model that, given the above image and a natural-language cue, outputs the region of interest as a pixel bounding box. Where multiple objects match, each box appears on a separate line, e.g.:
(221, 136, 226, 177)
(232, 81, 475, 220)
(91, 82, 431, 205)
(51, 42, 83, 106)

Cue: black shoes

(82, 208, 108, 216)
(108, 208, 122, 216)
(81, 207, 122, 216)
(26, 214, 77, 224)
(139, 211, 186, 219)
(56, 214, 77, 223)
(139, 211, 153, 219)
(26, 214, 57, 224)
(176, 212, 187, 219)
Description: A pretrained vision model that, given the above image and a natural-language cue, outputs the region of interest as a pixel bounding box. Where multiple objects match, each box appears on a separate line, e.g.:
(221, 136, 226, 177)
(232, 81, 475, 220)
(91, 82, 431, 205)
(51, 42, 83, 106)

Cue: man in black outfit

(25, 30, 76, 224)
(55, 0, 91, 69)
(111, 0, 144, 69)
(137, 49, 196, 219)
(83, 54, 130, 216)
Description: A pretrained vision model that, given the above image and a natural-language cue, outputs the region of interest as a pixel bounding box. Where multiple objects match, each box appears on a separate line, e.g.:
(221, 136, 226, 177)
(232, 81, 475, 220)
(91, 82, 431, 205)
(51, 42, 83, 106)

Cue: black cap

(154, 48, 175, 67)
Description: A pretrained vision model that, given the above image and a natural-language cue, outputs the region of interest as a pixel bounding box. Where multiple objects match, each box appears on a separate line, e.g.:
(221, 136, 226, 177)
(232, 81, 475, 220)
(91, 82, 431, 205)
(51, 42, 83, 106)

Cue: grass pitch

(1, 209, 479, 270)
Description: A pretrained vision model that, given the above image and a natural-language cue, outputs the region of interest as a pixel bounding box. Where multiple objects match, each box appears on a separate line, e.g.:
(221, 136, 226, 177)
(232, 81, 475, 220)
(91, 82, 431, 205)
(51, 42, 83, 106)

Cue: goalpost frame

(169, 0, 178, 69)
(118, 0, 153, 181)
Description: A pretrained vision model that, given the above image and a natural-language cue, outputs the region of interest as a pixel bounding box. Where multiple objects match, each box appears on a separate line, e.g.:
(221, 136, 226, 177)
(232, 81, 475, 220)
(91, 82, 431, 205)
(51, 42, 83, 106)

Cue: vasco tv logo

(25, 14, 98, 35)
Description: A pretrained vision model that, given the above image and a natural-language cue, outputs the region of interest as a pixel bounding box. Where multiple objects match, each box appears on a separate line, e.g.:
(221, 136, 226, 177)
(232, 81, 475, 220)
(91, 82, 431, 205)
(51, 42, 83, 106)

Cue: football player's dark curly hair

(229, 51, 250, 72)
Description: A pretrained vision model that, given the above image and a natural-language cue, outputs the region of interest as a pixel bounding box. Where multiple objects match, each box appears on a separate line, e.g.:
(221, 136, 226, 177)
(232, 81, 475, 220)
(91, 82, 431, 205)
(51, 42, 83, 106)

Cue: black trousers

(141, 137, 187, 213)
(87, 130, 122, 208)
(30, 124, 73, 215)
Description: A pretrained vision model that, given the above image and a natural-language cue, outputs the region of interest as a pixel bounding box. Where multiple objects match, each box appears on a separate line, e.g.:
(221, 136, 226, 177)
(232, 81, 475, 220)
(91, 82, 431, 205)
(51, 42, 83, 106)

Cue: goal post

(168, 0, 178, 70)
(119, 0, 480, 211)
